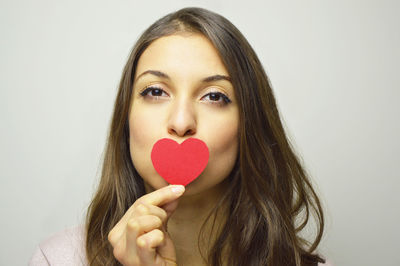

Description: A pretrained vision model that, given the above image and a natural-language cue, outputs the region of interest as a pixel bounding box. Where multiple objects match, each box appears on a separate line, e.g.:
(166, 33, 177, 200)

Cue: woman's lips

(151, 137, 209, 186)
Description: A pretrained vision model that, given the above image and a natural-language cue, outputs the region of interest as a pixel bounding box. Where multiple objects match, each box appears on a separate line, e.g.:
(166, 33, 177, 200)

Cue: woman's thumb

(160, 198, 180, 231)
(157, 198, 181, 264)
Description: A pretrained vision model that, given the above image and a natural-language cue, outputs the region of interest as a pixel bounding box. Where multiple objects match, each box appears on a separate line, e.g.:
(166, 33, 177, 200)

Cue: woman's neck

(170, 180, 229, 265)
(172, 179, 228, 220)
(144, 179, 230, 264)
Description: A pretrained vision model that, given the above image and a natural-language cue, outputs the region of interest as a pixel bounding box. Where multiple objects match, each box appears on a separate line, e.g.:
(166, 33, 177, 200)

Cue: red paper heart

(151, 137, 209, 186)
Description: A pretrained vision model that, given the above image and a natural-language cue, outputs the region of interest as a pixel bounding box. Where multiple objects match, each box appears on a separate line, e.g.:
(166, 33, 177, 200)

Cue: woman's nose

(167, 98, 197, 137)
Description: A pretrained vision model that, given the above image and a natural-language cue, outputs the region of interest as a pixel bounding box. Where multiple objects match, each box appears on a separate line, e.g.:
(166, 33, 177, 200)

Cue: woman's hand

(108, 184, 185, 265)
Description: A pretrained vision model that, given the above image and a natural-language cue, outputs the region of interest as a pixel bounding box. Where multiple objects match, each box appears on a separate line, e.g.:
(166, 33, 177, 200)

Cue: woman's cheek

(129, 108, 157, 173)
(130, 104, 163, 144)
(203, 115, 239, 175)
(207, 111, 239, 153)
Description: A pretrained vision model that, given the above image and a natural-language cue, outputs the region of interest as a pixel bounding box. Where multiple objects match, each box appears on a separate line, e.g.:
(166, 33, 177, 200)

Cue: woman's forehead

(134, 34, 229, 81)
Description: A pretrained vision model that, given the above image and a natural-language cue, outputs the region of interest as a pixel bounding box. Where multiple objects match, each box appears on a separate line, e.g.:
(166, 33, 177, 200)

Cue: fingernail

(171, 185, 185, 194)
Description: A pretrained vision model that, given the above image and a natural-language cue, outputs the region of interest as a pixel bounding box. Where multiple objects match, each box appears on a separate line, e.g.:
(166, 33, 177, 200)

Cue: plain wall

(1, 0, 399, 265)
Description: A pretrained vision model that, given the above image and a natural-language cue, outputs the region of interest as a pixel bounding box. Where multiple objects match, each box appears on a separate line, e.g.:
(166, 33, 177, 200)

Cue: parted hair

(85, 7, 326, 266)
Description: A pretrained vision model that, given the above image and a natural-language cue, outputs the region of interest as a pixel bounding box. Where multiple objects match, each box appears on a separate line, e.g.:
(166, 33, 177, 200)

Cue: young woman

(29, 7, 331, 266)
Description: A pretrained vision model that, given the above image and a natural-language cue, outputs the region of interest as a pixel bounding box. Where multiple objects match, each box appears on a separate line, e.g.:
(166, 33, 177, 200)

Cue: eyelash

(139, 86, 232, 106)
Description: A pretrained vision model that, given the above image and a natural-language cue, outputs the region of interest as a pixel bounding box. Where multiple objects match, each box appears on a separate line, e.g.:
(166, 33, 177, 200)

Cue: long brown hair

(85, 7, 326, 266)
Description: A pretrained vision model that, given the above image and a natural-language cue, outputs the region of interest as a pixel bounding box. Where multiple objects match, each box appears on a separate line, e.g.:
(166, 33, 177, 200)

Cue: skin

(109, 33, 239, 265)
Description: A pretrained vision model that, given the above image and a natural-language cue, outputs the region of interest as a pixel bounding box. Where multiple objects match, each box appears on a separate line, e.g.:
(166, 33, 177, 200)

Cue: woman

(29, 7, 331, 266)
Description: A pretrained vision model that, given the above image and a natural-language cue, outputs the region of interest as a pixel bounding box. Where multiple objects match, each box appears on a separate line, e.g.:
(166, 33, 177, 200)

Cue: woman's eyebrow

(135, 70, 231, 83)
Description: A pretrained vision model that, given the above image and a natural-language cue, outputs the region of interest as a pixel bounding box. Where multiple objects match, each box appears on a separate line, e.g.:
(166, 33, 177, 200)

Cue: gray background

(1, 0, 399, 265)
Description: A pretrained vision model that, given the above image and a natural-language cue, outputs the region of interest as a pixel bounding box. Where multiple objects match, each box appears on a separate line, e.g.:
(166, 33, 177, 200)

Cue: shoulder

(28, 224, 88, 266)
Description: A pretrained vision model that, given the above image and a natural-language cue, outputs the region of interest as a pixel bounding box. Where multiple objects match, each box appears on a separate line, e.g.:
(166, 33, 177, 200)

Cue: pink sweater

(29, 225, 333, 265)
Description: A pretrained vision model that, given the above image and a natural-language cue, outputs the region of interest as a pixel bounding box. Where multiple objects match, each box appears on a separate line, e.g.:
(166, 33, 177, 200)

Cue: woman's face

(129, 33, 239, 196)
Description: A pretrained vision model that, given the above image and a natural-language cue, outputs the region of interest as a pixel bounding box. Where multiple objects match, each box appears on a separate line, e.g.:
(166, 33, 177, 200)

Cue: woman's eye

(140, 86, 168, 99)
(202, 92, 232, 106)
(140, 86, 231, 106)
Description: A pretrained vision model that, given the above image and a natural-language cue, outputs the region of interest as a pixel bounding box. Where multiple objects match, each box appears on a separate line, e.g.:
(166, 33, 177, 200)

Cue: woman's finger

(120, 215, 162, 264)
(137, 184, 185, 207)
(108, 202, 167, 245)
(129, 215, 163, 236)
(109, 184, 184, 244)
(132, 203, 168, 224)
(109, 184, 184, 264)
(136, 229, 165, 264)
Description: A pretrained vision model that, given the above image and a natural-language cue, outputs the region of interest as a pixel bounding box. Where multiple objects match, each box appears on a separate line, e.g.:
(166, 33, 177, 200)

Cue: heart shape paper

(151, 137, 209, 186)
